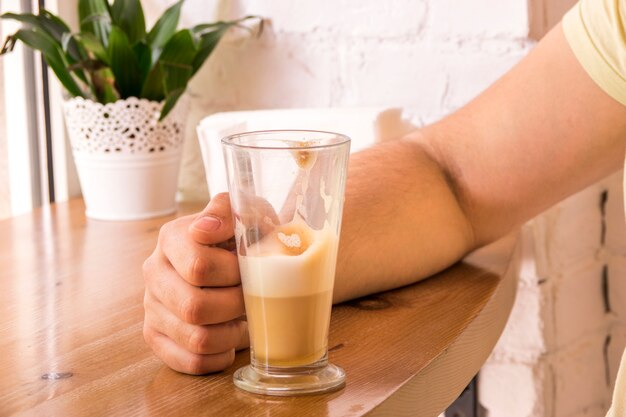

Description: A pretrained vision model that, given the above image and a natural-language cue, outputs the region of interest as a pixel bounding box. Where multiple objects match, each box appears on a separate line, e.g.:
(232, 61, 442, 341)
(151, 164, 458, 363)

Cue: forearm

(333, 23, 626, 303)
(333, 135, 475, 303)
(421, 24, 626, 246)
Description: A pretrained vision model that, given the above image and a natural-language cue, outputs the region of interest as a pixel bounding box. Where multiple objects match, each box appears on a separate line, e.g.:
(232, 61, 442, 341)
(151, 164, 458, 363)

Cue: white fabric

(607, 349, 626, 417)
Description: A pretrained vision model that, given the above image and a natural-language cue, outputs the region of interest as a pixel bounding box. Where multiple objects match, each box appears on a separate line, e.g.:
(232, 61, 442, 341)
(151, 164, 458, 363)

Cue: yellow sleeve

(563, 0, 626, 106)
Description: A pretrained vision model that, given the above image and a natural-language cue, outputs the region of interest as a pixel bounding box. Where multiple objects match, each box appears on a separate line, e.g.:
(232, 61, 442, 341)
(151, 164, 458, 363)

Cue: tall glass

(222, 130, 350, 396)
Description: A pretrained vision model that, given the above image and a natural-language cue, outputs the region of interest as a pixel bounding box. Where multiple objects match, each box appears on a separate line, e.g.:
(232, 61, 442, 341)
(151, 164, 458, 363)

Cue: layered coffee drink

(238, 217, 338, 367)
(225, 130, 349, 394)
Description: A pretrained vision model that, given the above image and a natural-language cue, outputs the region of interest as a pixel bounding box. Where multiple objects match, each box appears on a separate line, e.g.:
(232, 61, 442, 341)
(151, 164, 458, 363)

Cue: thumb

(188, 192, 235, 245)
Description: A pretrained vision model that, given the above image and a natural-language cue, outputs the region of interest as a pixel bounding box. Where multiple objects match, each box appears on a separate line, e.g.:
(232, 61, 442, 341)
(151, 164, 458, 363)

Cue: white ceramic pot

(63, 97, 187, 221)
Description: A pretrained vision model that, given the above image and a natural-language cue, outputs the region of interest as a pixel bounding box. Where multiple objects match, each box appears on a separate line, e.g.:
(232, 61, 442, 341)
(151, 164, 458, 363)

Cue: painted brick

(334, 40, 448, 115)
(604, 170, 626, 256)
(188, 33, 336, 109)
(608, 325, 626, 396)
(177, 101, 212, 202)
(552, 334, 612, 417)
(552, 261, 606, 349)
(489, 285, 548, 361)
(608, 257, 626, 323)
(236, 0, 428, 38)
(518, 224, 549, 287)
(427, 0, 529, 39)
(180, 28, 339, 201)
(565, 404, 613, 417)
(442, 45, 531, 111)
(608, 326, 626, 403)
(479, 361, 548, 417)
(170, 0, 544, 209)
(529, 183, 604, 278)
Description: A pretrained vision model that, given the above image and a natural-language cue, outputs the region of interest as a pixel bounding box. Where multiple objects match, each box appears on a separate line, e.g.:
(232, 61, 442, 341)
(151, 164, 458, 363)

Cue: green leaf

(159, 88, 184, 121)
(59, 34, 88, 85)
(6, 28, 84, 97)
(110, 0, 146, 45)
(140, 64, 165, 101)
(1, 12, 43, 29)
(41, 10, 87, 62)
(158, 29, 197, 95)
(108, 26, 141, 98)
(91, 68, 118, 103)
(1, 11, 85, 62)
(133, 41, 152, 86)
(190, 16, 262, 75)
(60, 33, 88, 71)
(78, 0, 111, 48)
(191, 15, 262, 37)
(146, 0, 184, 63)
(101, 84, 118, 103)
(68, 58, 107, 72)
(73, 32, 109, 65)
(192, 26, 228, 75)
(104, 1, 113, 19)
(0, 35, 17, 55)
(38, 10, 72, 36)
(154, 29, 197, 119)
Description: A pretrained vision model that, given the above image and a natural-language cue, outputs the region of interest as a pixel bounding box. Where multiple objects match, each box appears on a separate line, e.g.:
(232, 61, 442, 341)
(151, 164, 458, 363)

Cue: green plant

(0, 0, 260, 119)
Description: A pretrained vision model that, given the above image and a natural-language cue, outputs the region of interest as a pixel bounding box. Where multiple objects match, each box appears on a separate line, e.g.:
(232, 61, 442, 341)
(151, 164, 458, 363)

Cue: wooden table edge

(369, 235, 521, 416)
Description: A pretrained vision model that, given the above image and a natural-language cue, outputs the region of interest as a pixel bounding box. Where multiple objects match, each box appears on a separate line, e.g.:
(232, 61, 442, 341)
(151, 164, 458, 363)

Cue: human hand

(142, 193, 249, 374)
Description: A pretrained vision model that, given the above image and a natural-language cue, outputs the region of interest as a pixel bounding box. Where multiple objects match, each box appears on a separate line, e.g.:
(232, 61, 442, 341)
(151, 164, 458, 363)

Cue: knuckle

(157, 217, 185, 246)
(143, 291, 150, 312)
(180, 295, 203, 325)
(226, 318, 243, 336)
(188, 327, 211, 354)
(209, 193, 231, 216)
(222, 349, 236, 368)
(157, 220, 173, 245)
(185, 354, 207, 375)
(142, 256, 155, 281)
(213, 192, 230, 204)
(143, 292, 157, 320)
(142, 322, 154, 346)
(187, 254, 212, 284)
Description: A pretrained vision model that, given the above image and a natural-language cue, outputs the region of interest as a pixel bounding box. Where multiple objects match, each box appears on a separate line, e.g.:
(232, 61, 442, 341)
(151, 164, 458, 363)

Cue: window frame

(0, 0, 81, 217)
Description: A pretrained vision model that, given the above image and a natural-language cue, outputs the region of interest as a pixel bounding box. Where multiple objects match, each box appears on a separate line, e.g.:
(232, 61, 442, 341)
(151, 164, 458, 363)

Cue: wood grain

(0, 199, 518, 417)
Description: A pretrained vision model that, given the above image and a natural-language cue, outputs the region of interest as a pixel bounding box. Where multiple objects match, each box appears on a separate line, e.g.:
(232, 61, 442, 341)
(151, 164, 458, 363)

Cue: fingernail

(192, 216, 221, 232)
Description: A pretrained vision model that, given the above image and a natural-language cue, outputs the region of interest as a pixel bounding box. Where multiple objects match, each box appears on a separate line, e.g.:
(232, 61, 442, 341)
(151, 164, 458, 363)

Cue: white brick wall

(243, 0, 429, 38)
(147, 0, 623, 416)
(481, 172, 626, 417)
(163, 0, 534, 201)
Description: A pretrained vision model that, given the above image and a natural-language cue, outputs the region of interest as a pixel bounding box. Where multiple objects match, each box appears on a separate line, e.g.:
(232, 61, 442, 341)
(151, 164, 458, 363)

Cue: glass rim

(221, 129, 351, 150)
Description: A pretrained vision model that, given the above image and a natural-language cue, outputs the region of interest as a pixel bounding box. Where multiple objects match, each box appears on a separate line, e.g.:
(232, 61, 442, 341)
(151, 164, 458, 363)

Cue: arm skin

(333, 23, 626, 302)
(142, 23, 626, 374)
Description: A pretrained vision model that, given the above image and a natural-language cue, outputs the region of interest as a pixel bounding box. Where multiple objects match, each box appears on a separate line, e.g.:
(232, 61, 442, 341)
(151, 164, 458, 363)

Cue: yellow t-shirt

(563, 1, 626, 416)
(563, 0, 626, 106)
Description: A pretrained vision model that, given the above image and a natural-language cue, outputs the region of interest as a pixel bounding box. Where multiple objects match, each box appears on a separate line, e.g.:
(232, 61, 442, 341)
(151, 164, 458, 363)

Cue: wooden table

(0, 199, 519, 416)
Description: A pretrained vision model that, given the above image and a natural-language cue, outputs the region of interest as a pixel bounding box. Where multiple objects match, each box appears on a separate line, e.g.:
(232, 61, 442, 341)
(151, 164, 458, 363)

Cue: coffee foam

(238, 142, 339, 298)
(238, 223, 338, 298)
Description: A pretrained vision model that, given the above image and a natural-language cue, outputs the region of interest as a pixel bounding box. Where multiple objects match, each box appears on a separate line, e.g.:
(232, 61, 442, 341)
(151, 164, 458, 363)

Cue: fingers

(145, 257, 245, 325)
(189, 193, 235, 245)
(143, 324, 237, 375)
(157, 216, 240, 287)
(145, 292, 249, 355)
(143, 192, 250, 374)
(191, 192, 283, 245)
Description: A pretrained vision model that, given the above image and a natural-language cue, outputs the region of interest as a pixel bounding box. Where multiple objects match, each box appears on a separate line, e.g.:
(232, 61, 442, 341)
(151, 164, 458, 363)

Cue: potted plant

(1, 0, 260, 220)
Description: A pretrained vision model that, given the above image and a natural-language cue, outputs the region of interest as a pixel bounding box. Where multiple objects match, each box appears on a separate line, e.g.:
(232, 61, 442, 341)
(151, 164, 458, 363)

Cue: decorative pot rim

(64, 95, 165, 106)
(62, 96, 188, 156)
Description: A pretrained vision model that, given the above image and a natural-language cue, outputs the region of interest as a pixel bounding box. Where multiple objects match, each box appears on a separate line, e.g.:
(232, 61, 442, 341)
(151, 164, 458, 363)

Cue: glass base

(233, 362, 346, 396)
